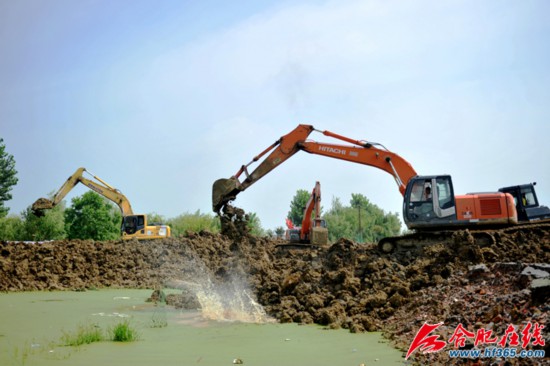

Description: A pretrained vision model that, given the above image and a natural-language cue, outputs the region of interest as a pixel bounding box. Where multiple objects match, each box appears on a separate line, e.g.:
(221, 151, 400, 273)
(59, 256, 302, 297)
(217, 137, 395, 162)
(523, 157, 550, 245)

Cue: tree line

(0, 190, 260, 241)
(286, 189, 401, 243)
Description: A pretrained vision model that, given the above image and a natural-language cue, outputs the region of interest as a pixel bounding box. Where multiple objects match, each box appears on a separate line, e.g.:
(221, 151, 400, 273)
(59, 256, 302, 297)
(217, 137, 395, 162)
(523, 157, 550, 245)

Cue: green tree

(287, 189, 310, 226)
(350, 193, 369, 209)
(20, 204, 66, 241)
(0, 138, 18, 218)
(246, 212, 264, 236)
(0, 214, 24, 241)
(167, 210, 220, 236)
(65, 191, 121, 240)
(146, 212, 167, 225)
(324, 193, 401, 243)
(350, 193, 370, 242)
(274, 226, 285, 238)
(323, 197, 354, 242)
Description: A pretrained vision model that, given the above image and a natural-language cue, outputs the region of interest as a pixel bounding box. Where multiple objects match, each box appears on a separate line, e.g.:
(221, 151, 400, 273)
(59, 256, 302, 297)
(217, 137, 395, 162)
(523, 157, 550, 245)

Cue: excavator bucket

(212, 177, 241, 212)
(310, 227, 329, 247)
(31, 198, 54, 216)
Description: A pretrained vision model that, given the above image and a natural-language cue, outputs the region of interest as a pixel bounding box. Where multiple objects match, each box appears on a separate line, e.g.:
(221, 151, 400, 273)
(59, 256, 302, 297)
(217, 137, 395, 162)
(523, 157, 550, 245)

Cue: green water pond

(0, 289, 405, 366)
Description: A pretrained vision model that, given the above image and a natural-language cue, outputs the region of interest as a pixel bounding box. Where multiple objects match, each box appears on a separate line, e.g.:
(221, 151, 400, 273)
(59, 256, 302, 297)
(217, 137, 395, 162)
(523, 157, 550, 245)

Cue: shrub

(61, 323, 103, 346)
(110, 320, 139, 342)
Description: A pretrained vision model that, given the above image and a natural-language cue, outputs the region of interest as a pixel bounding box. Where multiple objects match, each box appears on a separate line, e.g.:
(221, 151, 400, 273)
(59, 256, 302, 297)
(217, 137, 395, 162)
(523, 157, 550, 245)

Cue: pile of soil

(1, 223, 549, 365)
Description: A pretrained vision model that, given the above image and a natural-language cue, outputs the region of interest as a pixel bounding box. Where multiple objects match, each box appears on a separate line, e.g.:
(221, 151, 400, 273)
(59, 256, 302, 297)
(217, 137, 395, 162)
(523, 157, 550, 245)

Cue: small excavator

(32, 167, 171, 240)
(284, 181, 328, 247)
(212, 124, 550, 253)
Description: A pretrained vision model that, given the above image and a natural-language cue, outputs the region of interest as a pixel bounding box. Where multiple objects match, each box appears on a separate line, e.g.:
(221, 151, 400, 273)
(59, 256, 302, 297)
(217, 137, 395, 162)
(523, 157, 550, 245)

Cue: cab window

(436, 178, 453, 209)
(410, 180, 432, 202)
(520, 187, 536, 207)
(137, 216, 145, 229)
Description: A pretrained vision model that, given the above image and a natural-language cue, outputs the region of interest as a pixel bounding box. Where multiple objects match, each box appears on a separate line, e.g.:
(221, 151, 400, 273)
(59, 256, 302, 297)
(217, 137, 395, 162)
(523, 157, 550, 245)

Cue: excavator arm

(32, 167, 134, 216)
(212, 124, 417, 212)
(212, 125, 314, 212)
(300, 181, 322, 239)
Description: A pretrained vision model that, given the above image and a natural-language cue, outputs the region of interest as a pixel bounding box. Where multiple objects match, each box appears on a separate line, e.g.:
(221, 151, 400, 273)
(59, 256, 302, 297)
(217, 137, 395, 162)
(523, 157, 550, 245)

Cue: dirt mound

(1, 224, 549, 364)
(218, 204, 251, 241)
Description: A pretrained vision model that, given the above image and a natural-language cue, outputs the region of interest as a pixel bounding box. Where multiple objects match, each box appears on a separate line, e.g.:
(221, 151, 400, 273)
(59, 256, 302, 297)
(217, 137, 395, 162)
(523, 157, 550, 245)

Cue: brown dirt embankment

(1, 224, 549, 365)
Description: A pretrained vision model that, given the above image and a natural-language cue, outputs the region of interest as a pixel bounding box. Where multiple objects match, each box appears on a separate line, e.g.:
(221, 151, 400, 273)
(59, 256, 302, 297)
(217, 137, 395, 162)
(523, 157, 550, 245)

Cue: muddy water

(0, 289, 404, 366)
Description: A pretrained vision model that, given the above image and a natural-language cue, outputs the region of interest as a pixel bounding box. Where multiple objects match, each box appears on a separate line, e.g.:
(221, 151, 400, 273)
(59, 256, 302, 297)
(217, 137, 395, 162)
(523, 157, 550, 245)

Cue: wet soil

(1, 219, 549, 365)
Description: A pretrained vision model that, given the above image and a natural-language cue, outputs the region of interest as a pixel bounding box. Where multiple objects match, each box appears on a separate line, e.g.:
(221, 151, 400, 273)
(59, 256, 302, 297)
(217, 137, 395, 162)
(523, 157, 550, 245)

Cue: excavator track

(275, 243, 322, 251)
(378, 219, 550, 255)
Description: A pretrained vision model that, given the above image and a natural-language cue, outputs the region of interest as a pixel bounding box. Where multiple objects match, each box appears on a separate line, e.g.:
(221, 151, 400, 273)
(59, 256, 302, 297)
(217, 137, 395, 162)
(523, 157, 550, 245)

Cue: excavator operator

(424, 186, 432, 201)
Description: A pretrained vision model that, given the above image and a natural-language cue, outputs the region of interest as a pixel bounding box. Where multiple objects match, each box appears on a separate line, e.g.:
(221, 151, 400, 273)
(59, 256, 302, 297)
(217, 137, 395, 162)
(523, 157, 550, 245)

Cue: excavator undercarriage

(378, 220, 550, 258)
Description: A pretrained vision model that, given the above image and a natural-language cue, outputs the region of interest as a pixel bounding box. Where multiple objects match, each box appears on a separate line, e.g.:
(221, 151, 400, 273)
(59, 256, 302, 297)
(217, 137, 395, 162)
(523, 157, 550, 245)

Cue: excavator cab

(498, 183, 550, 222)
(121, 214, 169, 238)
(122, 215, 145, 235)
(403, 175, 457, 229)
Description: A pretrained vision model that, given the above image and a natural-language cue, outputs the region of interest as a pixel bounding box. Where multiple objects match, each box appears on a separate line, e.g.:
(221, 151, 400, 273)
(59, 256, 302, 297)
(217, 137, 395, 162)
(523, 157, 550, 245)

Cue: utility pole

(357, 203, 363, 242)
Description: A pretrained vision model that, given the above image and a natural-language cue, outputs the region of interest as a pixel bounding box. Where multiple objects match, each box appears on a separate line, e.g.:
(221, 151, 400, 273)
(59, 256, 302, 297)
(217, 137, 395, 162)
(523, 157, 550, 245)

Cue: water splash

(194, 276, 272, 323)
(169, 260, 273, 324)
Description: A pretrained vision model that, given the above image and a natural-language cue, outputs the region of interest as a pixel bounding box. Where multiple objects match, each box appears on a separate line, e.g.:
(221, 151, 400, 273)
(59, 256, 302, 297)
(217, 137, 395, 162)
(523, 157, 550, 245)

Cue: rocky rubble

(0, 223, 548, 365)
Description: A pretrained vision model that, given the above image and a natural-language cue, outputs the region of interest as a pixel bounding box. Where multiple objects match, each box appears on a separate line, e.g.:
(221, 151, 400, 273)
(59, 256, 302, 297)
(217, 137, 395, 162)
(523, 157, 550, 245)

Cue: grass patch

(110, 320, 139, 342)
(60, 320, 139, 347)
(11, 343, 30, 366)
(61, 323, 103, 346)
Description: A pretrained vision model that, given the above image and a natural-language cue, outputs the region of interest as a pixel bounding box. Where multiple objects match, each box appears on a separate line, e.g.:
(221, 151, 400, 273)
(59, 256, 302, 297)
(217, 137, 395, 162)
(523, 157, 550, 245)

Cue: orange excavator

(284, 181, 328, 247)
(212, 124, 550, 252)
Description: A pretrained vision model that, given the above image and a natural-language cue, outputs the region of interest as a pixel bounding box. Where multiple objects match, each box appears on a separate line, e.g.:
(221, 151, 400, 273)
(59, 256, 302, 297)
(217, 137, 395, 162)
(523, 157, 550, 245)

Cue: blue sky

(2, 0, 550, 231)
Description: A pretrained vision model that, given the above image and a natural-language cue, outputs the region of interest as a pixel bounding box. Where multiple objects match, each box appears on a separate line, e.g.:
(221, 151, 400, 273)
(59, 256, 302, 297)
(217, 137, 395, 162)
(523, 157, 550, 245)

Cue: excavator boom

(212, 124, 417, 212)
(32, 167, 134, 216)
(300, 181, 328, 246)
(300, 181, 321, 237)
(300, 141, 417, 195)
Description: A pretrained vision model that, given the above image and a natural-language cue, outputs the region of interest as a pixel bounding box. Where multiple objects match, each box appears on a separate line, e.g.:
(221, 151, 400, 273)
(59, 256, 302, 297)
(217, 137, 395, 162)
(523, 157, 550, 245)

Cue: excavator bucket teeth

(212, 177, 240, 212)
(31, 198, 54, 216)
